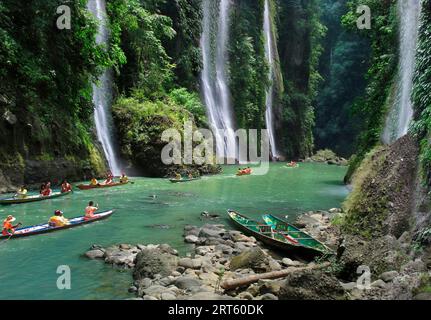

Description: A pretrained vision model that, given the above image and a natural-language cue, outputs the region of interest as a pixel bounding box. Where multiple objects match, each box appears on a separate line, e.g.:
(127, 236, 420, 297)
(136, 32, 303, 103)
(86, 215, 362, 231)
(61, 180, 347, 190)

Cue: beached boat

(0, 210, 115, 240)
(227, 210, 332, 258)
(169, 177, 201, 183)
(77, 182, 129, 190)
(262, 214, 332, 255)
(0, 191, 72, 205)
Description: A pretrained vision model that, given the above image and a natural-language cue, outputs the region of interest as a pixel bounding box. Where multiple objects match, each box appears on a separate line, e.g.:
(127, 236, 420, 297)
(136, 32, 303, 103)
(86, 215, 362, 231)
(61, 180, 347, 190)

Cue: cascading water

(263, 0, 279, 159)
(200, 0, 236, 161)
(382, 0, 422, 144)
(87, 0, 121, 175)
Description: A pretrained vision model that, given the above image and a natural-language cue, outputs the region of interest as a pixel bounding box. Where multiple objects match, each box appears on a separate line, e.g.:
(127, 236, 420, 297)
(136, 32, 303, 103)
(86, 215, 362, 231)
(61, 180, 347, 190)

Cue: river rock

(185, 235, 199, 244)
(186, 292, 236, 300)
(279, 270, 345, 300)
(371, 280, 387, 289)
(133, 248, 178, 280)
(178, 258, 202, 269)
(143, 295, 158, 301)
(259, 281, 282, 295)
(281, 258, 303, 267)
(229, 247, 269, 272)
(257, 293, 278, 300)
(85, 249, 105, 260)
(174, 276, 202, 290)
(380, 271, 399, 283)
(161, 292, 177, 300)
(105, 250, 136, 267)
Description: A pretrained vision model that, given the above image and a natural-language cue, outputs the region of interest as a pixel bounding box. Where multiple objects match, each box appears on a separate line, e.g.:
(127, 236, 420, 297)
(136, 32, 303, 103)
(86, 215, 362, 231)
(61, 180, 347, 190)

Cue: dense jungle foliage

(0, 0, 107, 170)
(1, 0, 430, 184)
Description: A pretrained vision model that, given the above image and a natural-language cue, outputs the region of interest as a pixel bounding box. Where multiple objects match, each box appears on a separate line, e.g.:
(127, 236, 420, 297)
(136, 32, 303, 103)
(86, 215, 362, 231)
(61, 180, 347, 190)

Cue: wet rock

(128, 286, 138, 293)
(185, 235, 199, 244)
(143, 295, 158, 301)
(105, 250, 136, 267)
(85, 249, 105, 260)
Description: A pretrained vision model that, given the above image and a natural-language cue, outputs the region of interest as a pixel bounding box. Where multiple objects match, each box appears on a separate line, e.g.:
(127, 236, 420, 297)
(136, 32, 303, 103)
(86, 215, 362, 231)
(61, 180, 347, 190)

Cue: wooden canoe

(0, 191, 72, 205)
(227, 210, 332, 258)
(0, 210, 115, 240)
(77, 181, 129, 190)
(262, 214, 333, 255)
(236, 171, 252, 176)
(169, 177, 201, 183)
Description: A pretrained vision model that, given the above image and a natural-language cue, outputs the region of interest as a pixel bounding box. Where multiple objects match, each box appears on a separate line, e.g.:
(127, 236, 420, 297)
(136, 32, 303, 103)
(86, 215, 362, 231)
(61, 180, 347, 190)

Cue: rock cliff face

(0, 105, 107, 192)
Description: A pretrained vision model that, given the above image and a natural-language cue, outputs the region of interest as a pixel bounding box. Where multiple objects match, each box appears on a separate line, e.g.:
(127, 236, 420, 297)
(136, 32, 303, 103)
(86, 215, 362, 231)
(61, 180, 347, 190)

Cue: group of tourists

(89, 171, 128, 186)
(237, 167, 252, 175)
(2, 201, 100, 236)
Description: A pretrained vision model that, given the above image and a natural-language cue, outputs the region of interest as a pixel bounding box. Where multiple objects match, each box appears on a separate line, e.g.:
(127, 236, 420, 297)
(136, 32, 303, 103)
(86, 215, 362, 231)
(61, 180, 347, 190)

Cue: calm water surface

(0, 163, 348, 299)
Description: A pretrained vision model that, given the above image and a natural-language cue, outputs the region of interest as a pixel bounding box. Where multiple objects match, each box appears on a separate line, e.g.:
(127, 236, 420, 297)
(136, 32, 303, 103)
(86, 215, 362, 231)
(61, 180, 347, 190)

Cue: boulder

(380, 271, 399, 283)
(133, 248, 178, 280)
(178, 258, 202, 270)
(279, 270, 346, 300)
(105, 250, 136, 266)
(185, 235, 199, 244)
(174, 276, 202, 290)
(229, 247, 269, 272)
(257, 293, 278, 300)
(85, 249, 105, 260)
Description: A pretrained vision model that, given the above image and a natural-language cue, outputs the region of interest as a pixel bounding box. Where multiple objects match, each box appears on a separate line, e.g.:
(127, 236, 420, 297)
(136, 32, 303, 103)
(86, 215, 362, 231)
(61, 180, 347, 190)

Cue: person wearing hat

(15, 186, 28, 199)
(2, 215, 22, 236)
(48, 210, 70, 228)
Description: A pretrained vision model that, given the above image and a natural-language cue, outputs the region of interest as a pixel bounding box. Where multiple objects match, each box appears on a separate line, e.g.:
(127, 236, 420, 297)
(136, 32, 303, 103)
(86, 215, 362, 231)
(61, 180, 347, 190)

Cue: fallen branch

(221, 262, 331, 290)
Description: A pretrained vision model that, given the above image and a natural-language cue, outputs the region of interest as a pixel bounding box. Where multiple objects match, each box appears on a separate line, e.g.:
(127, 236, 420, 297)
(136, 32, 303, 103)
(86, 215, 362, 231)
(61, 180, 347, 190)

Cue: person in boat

(174, 172, 182, 180)
(246, 167, 252, 174)
(90, 177, 99, 186)
(41, 182, 53, 197)
(39, 183, 46, 195)
(15, 186, 28, 199)
(84, 201, 99, 220)
(188, 173, 194, 180)
(61, 180, 72, 193)
(48, 210, 70, 228)
(2, 215, 22, 236)
(119, 173, 128, 184)
(104, 172, 114, 185)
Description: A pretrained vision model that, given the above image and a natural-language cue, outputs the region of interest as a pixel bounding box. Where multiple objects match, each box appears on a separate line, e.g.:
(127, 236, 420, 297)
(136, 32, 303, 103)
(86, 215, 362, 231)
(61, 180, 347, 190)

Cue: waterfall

(87, 0, 121, 175)
(382, 0, 422, 144)
(200, 0, 236, 161)
(263, 0, 279, 158)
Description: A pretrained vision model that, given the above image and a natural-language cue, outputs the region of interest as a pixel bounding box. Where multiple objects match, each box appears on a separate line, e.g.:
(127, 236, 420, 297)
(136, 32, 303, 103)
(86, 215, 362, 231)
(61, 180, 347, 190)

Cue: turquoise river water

(0, 163, 348, 299)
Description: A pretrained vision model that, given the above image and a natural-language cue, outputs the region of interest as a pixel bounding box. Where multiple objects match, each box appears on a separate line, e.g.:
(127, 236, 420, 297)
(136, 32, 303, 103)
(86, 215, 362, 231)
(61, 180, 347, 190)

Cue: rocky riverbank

(85, 208, 431, 300)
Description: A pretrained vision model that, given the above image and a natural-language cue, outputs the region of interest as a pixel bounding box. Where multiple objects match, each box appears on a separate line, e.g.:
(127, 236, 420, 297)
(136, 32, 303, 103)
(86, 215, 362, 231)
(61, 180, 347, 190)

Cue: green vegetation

(0, 0, 109, 179)
(314, 0, 370, 157)
(412, 0, 431, 185)
(342, 0, 399, 180)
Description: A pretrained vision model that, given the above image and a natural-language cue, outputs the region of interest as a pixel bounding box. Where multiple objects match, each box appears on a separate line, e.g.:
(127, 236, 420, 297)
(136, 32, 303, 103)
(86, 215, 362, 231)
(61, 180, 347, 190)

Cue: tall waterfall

(382, 0, 422, 144)
(263, 0, 278, 158)
(87, 0, 121, 175)
(200, 0, 236, 160)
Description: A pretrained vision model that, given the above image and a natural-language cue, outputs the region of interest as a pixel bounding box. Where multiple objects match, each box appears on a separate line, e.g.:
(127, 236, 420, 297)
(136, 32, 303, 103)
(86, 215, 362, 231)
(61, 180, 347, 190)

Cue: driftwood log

(221, 262, 331, 290)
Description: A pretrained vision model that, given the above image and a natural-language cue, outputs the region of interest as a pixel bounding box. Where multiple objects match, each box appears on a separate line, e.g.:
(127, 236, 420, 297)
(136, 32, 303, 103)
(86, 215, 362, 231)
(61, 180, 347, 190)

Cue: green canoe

(169, 177, 201, 183)
(262, 214, 333, 255)
(227, 210, 332, 258)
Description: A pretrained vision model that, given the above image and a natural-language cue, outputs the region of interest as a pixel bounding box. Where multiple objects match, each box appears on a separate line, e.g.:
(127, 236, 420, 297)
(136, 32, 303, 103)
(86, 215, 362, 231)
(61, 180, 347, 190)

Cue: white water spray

(263, 0, 278, 158)
(200, 0, 236, 160)
(87, 0, 121, 175)
(382, 0, 422, 144)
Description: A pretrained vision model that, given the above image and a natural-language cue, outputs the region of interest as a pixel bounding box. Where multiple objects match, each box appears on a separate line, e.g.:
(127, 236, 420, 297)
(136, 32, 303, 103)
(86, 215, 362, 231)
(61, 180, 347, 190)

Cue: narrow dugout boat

(77, 182, 129, 190)
(0, 210, 115, 240)
(0, 191, 72, 205)
(227, 210, 332, 258)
